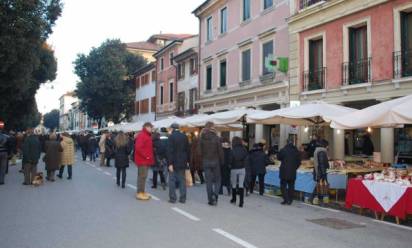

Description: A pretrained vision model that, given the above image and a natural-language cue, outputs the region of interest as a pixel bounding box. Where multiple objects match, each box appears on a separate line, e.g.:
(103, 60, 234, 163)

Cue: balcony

(393, 50, 412, 79)
(299, 0, 327, 11)
(303, 67, 326, 91)
(342, 58, 371, 85)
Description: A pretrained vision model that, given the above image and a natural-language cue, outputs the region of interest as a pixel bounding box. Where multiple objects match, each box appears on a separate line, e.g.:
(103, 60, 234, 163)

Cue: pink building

(289, 0, 412, 162)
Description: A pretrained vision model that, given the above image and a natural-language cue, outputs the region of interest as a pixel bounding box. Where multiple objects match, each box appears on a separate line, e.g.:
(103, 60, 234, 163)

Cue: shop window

(264, 0, 273, 10)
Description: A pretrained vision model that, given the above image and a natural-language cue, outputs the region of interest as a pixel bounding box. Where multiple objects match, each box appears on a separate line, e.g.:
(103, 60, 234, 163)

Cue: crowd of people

(0, 120, 331, 208)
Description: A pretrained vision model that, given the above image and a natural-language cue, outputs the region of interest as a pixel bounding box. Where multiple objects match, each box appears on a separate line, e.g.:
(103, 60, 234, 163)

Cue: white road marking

(148, 193, 160, 201)
(371, 219, 412, 231)
(171, 207, 200, 221)
(301, 203, 340, 213)
(212, 228, 258, 248)
(103, 172, 111, 176)
(127, 184, 137, 190)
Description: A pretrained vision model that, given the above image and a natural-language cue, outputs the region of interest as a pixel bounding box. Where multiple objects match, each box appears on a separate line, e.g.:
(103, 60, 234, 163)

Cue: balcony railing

(342, 58, 371, 85)
(303, 67, 326, 91)
(393, 50, 412, 79)
(299, 0, 327, 10)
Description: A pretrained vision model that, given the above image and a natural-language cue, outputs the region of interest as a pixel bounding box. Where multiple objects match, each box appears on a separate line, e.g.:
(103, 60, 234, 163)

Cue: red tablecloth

(346, 179, 412, 219)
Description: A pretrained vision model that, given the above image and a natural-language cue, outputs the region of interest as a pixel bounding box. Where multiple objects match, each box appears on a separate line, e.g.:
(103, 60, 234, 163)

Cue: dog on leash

(32, 172, 44, 186)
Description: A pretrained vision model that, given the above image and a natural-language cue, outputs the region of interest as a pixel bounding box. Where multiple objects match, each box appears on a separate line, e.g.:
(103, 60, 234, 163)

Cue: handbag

(185, 169, 193, 187)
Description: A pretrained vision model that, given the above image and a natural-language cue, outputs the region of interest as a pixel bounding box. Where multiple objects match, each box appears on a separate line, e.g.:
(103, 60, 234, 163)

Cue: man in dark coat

(0, 129, 10, 185)
(167, 123, 190, 203)
(22, 129, 41, 185)
(277, 139, 301, 205)
(199, 122, 224, 206)
(87, 135, 98, 162)
(79, 132, 89, 161)
(249, 143, 271, 195)
(44, 133, 63, 181)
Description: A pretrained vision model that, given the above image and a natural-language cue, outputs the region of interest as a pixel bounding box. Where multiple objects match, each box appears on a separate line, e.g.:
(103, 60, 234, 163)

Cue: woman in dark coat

(277, 140, 301, 205)
(105, 134, 114, 167)
(190, 135, 204, 184)
(219, 137, 231, 195)
(44, 133, 63, 182)
(249, 143, 271, 195)
(152, 132, 167, 190)
(114, 132, 131, 188)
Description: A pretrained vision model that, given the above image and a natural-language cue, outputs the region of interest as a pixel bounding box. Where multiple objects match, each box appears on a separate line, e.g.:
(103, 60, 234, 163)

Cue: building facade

(174, 40, 200, 117)
(67, 101, 94, 131)
(193, 0, 290, 144)
(59, 92, 77, 131)
(133, 63, 157, 123)
(288, 0, 412, 162)
(154, 35, 198, 120)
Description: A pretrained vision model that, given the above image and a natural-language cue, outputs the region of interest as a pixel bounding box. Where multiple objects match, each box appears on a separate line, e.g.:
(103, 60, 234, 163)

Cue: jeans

(153, 171, 166, 188)
(169, 169, 186, 202)
(204, 167, 221, 203)
(230, 169, 245, 188)
(81, 148, 87, 161)
(0, 152, 7, 184)
(116, 167, 126, 186)
(106, 157, 111, 167)
(24, 162, 37, 184)
(137, 166, 149, 193)
(250, 173, 266, 195)
(59, 165, 72, 179)
(280, 179, 295, 203)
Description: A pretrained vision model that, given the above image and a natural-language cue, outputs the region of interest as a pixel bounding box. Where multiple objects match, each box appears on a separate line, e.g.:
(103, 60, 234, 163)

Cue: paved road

(1, 153, 411, 248)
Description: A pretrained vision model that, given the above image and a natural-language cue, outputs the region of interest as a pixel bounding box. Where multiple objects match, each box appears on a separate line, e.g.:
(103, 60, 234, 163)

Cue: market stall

(346, 167, 412, 223)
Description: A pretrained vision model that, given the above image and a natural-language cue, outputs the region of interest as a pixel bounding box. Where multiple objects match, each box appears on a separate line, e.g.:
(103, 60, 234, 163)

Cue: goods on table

(300, 160, 314, 169)
(363, 168, 412, 186)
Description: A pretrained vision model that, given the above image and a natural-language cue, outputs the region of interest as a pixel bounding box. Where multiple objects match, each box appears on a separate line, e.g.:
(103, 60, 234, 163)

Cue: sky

(36, 0, 205, 114)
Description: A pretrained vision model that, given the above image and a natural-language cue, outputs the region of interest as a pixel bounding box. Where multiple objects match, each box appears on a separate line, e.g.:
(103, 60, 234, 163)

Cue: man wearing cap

(167, 123, 190, 203)
(134, 122, 155, 200)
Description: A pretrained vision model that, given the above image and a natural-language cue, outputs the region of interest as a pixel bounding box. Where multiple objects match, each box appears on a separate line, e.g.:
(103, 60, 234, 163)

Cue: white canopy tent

(152, 116, 185, 129)
(247, 102, 356, 126)
(189, 108, 264, 127)
(330, 95, 412, 129)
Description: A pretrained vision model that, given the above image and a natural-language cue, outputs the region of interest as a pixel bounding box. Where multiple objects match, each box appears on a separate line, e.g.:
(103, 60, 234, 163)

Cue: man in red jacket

(134, 122, 154, 200)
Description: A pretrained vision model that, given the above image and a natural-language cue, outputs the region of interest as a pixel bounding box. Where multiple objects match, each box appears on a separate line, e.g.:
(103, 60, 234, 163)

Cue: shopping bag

(185, 169, 193, 187)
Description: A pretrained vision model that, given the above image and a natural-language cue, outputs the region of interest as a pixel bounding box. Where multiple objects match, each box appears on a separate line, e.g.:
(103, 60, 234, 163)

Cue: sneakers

(136, 192, 151, 201)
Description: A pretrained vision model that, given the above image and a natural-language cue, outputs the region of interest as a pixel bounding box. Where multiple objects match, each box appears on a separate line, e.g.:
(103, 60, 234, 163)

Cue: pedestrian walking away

(114, 132, 132, 188)
(105, 134, 115, 167)
(87, 134, 98, 162)
(229, 136, 248, 208)
(0, 128, 11, 185)
(44, 133, 63, 182)
(312, 139, 330, 205)
(167, 123, 190, 204)
(199, 122, 223, 206)
(190, 135, 204, 185)
(134, 122, 155, 201)
(98, 132, 107, 166)
(277, 139, 301, 205)
(79, 132, 89, 161)
(58, 132, 75, 180)
(249, 142, 272, 195)
(22, 128, 41, 185)
(152, 132, 167, 190)
(220, 138, 231, 195)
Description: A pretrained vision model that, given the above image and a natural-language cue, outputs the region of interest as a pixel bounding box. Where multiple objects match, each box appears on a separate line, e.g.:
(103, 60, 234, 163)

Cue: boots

(230, 188, 237, 204)
(239, 188, 244, 208)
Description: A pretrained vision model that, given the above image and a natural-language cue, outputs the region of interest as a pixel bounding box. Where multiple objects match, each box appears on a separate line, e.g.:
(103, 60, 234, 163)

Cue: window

(151, 97, 156, 113)
(135, 101, 139, 115)
(177, 92, 185, 114)
(262, 41, 274, 75)
(243, 0, 251, 21)
(264, 0, 273, 10)
(190, 58, 197, 75)
(169, 53, 174, 66)
(220, 60, 227, 87)
(189, 88, 197, 111)
(140, 99, 149, 114)
(401, 11, 412, 77)
(307, 38, 324, 90)
(135, 77, 140, 89)
(151, 70, 156, 81)
(178, 62, 185, 80)
(220, 7, 227, 34)
(160, 58, 164, 70)
(160, 85, 164, 105)
(349, 25, 368, 84)
(206, 65, 212, 90)
(169, 81, 174, 102)
(242, 49, 251, 81)
(207, 16, 213, 41)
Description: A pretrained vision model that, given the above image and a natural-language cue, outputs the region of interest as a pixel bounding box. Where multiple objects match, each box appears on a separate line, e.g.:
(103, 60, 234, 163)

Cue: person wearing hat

(134, 122, 155, 201)
(167, 123, 190, 203)
(277, 138, 301, 205)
